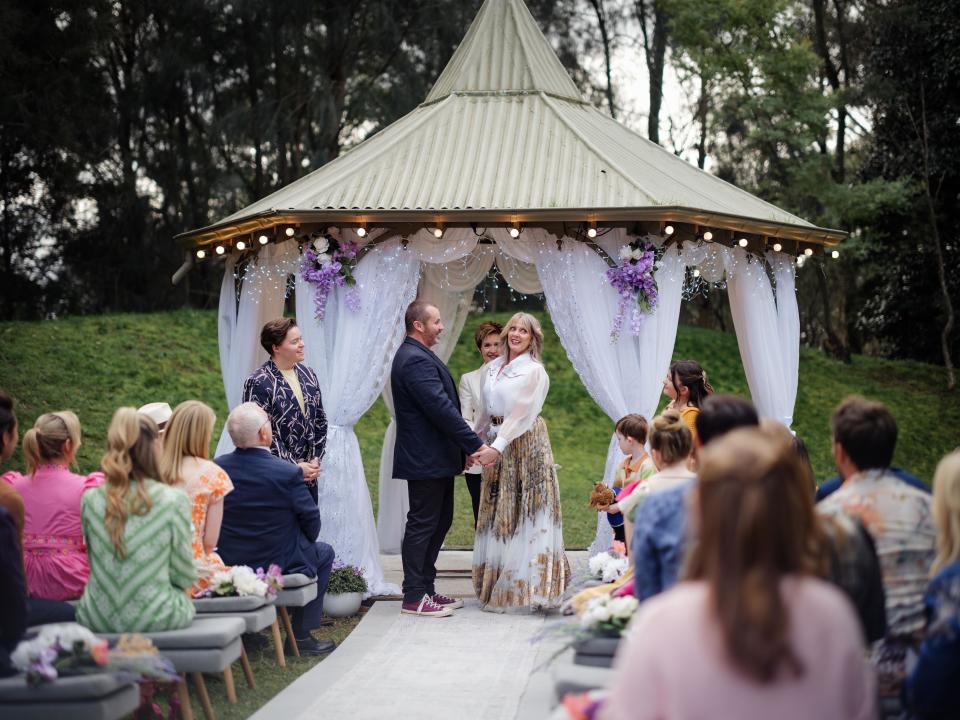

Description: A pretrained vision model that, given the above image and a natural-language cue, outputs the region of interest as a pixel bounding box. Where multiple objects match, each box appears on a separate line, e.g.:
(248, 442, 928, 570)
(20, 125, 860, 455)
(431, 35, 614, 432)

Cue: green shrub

(327, 564, 368, 594)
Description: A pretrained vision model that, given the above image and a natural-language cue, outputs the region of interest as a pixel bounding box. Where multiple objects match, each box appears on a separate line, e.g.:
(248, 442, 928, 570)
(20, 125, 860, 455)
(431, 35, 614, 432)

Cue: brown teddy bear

(587, 482, 616, 510)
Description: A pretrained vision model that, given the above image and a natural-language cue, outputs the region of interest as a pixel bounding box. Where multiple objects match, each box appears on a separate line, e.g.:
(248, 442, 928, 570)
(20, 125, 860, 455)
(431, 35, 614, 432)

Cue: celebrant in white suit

(459, 320, 503, 526)
(472, 312, 570, 612)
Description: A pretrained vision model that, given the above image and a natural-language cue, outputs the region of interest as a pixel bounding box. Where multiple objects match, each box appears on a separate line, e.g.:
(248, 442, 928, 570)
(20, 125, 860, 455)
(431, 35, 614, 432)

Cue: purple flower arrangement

(606, 241, 659, 340)
(301, 232, 360, 320)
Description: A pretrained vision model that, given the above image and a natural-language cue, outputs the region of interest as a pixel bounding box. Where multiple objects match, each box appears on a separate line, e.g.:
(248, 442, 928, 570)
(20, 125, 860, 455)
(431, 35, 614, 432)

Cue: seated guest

(903, 450, 960, 717)
(817, 465, 928, 502)
(603, 428, 877, 720)
(160, 401, 234, 597)
(215, 402, 335, 656)
(2, 411, 103, 601)
(0, 390, 18, 464)
(632, 395, 759, 601)
(138, 402, 173, 438)
(0, 508, 27, 677)
(77, 408, 195, 632)
(818, 396, 936, 717)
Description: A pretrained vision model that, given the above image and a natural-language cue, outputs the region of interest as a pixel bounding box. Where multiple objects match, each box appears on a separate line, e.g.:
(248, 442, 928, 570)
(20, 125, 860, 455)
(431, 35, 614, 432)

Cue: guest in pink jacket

(2, 411, 103, 601)
(601, 426, 876, 720)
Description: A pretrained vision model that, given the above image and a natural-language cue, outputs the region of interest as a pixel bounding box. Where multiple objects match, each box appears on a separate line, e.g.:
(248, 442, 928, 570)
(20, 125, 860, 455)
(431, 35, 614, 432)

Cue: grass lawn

(1, 308, 958, 548)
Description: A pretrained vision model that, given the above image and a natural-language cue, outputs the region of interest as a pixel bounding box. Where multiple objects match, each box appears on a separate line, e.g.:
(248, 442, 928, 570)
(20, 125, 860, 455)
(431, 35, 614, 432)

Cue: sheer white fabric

(295, 238, 420, 595)
(769, 252, 800, 427)
(534, 230, 685, 553)
(725, 248, 797, 427)
(215, 242, 300, 456)
(375, 275, 471, 554)
(474, 353, 550, 454)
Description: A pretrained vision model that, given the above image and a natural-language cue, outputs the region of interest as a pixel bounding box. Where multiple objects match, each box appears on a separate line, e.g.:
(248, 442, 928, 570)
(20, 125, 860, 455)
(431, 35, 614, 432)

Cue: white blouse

(475, 352, 550, 454)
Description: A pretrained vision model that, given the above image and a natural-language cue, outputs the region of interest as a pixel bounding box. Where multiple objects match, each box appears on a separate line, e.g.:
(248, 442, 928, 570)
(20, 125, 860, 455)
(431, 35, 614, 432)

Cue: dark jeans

(291, 541, 335, 639)
(465, 472, 482, 527)
(401, 477, 454, 603)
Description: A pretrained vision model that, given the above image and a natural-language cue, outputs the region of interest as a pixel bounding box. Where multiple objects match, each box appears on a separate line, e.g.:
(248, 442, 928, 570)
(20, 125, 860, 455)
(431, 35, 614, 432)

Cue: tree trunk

(635, 1, 668, 144)
(588, 0, 617, 118)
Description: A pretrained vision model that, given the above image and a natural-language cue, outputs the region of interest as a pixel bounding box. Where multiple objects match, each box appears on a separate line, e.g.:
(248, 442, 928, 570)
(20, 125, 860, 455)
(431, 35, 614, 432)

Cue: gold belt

(490, 416, 504, 425)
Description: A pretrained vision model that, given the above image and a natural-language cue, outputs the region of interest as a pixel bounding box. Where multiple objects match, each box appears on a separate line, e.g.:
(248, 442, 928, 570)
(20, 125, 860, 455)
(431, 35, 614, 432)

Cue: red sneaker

(431, 593, 464, 610)
(401, 594, 453, 617)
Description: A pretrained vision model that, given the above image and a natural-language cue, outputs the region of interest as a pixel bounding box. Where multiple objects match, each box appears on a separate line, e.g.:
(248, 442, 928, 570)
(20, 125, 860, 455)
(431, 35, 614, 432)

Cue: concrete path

(251, 551, 585, 720)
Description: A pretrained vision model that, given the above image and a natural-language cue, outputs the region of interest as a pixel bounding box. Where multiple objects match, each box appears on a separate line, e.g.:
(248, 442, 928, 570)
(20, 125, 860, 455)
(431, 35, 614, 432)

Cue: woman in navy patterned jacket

(243, 318, 327, 503)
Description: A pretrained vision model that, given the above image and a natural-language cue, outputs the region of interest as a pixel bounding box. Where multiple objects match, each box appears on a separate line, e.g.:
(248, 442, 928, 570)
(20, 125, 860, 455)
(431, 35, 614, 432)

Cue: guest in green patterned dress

(77, 407, 196, 633)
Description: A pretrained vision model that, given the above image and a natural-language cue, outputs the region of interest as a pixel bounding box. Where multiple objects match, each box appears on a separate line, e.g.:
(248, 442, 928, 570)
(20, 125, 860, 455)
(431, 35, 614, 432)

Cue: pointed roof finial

(425, 0, 583, 104)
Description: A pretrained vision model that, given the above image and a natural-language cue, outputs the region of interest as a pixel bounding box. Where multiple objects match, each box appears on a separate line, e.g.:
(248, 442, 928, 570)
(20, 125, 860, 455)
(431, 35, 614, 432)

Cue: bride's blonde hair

(499, 312, 545, 360)
(101, 407, 160, 559)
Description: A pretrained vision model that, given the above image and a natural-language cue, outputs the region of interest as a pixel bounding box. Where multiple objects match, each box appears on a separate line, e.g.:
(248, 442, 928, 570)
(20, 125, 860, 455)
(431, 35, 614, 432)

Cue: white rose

(312, 236, 330, 254)
(608, 596, 639, 620)
(618, 246, 633, 261)
(602, 557, 628, 583)
(630, 247, 643, 261)
(588, 553, 609, 577)
(316, 252, 332, 265)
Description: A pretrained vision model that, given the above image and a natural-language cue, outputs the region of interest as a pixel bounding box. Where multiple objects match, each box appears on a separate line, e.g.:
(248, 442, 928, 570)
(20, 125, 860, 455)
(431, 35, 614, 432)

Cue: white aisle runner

(253, 600, 559, 720)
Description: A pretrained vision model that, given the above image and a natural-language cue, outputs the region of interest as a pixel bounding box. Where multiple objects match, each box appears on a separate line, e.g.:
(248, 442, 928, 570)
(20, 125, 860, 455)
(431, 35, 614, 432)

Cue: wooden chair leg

(278, 606, 300, 658)
(190, 672, 216, 720)
(270, 619, 287, 668)
(239, 645, 256, 689)
(222, 665, 237, 704)
(177, 673, 195, 720)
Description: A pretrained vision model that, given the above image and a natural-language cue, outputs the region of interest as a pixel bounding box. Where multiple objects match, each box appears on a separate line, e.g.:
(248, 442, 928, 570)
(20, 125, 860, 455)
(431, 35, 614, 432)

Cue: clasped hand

(468, 444, 500, 469)
(298, 458, 321, 482)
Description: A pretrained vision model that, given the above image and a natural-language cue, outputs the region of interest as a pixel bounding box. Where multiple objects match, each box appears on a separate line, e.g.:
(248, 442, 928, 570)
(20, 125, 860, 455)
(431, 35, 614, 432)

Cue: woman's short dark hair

(474, 321, 503, 350)
(696, 395, 759, 445)
(831, 396, 897, 470)
(0, 391, 15, 455)
(260, 318, 297, 356)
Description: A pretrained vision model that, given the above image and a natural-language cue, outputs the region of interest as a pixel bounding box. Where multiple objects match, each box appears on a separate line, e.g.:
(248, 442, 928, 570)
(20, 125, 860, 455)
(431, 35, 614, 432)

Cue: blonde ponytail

(101, 407, 160, 559)
(23, 411, 81, 474)
(649, 410, 693, 465)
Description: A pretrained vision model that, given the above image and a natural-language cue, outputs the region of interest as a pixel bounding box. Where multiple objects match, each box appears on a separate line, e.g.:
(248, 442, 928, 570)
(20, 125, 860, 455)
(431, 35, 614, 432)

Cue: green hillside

(1, 309, 957, 547)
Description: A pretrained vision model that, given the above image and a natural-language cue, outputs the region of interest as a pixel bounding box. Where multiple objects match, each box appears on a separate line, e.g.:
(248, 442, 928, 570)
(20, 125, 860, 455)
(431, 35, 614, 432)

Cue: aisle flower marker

(606, 240, 659, 340)
(194, 564, 284, 599)
(302, 232, 361, 320)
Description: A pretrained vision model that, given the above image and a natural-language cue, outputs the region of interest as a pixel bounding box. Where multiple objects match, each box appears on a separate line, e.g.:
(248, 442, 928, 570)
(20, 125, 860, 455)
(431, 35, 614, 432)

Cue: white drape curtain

(295, 237, 420, 595)
(725, 248, 799, 427)
(215, 242, 300, 456)
(534, 229, 686, 553)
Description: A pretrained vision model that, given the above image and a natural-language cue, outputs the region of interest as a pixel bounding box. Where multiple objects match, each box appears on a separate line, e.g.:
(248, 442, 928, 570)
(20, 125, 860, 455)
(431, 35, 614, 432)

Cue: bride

(472, 312, 569, 612)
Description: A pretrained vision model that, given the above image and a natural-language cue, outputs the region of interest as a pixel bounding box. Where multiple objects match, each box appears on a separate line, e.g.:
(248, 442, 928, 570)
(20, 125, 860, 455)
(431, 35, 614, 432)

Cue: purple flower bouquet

(606, 241, 659, 340)
(302, 232, 360, 321)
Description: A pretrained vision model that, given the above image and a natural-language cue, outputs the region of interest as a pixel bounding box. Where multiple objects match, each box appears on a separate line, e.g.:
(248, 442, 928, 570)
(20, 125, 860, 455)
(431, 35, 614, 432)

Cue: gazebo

(175, 0, 844, 593)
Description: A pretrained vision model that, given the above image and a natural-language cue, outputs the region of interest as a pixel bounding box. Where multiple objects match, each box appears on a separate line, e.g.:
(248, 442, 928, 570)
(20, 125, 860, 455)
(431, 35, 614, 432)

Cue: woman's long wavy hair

(159, 401, 216, 486)
(101, 407, 161, 559)
(932, 451, 960, 575)
(684, 426, 826, 684)
(669, 360, 713, 408)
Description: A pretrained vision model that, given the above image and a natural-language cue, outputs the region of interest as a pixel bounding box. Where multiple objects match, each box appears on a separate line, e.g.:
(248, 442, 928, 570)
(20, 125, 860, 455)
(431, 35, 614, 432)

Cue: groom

(392, 300, 499, 617)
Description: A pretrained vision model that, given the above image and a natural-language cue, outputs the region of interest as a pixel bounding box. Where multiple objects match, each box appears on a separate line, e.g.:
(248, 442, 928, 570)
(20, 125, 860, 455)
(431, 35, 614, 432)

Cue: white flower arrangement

(587, 547, 629, 583)
(580, 594, 639, 632)
(199, 564, 284, 599)
(312, 236, 330, 254)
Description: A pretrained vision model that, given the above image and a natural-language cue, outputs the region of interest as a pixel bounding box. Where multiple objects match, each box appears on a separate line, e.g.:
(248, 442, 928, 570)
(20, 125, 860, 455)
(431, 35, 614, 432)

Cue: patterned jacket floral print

(243, 360, 327, 466)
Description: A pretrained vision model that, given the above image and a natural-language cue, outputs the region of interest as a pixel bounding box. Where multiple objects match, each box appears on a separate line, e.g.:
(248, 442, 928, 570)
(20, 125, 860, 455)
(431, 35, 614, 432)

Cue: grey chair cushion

(275, 582, 318, 607)
(0, 673, 130, 702)
(572, 637, 620, 657)
(280, 573, 315, 589)
(196, 604, 277, 633)
(161, 637, 242, 673)
(0, 682, 140, 720)
(192, 595, 271, 613)
(97, 616, 245, 650)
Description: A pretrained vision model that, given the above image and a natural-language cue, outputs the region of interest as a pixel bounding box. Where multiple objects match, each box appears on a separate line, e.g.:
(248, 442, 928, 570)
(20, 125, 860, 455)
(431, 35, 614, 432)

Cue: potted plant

(324, 561, 368, 618)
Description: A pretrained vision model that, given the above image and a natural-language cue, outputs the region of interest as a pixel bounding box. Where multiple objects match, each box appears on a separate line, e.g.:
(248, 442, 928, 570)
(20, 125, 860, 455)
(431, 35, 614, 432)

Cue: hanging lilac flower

(606, 242, 660, 340)
(301, 234, 362, 321)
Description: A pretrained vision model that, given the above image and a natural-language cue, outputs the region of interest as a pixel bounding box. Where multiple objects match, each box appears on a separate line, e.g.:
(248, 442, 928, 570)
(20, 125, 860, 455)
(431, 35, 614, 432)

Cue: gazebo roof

(176, 0, 844, 250)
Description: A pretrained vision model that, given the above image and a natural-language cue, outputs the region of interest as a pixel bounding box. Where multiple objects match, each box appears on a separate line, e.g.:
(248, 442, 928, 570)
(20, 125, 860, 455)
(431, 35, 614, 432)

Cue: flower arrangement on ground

(327, 560, 368, 595)
(606, 239, 659, 340)
(195, 564, 284, 599)
(579, 594, 639, 634)
(587, 541, 629, 583)
(11, 624, 178, 687)
(302, 232, 361, 320)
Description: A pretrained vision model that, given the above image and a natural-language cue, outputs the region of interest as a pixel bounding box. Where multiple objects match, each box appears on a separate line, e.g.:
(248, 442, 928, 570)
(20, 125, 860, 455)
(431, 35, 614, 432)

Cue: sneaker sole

(437, 599, 464, 609)
(400, 607, 453, 617)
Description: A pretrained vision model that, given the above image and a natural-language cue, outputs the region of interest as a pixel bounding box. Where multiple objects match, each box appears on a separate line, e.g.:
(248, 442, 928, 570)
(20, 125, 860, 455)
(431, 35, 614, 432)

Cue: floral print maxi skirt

(472, 416, 569, 612)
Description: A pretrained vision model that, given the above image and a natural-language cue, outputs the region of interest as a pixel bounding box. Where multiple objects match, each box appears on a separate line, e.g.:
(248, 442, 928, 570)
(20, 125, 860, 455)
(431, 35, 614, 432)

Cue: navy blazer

(214, 447, 324, 577)
(391, 336, 483, 481)
(243, 360, 327, 465)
